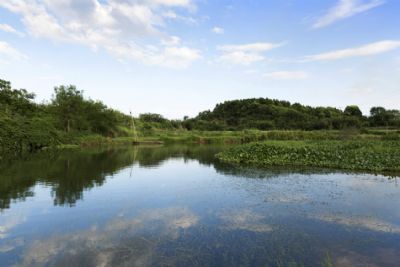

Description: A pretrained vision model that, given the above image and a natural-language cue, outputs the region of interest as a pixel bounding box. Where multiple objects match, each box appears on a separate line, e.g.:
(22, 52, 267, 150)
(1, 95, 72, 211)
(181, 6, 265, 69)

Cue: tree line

(1, 79, 399, 153)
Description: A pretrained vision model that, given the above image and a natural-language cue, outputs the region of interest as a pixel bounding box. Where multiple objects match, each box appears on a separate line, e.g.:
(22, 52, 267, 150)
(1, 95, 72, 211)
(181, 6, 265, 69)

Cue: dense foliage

(0, 79, 132, 153)
(0, 79, 56, 153)
(217, 140, 400, 174)
(184, 98, 400, 131)
(50, 85, 131, 136)
(138, 113, 182, 135)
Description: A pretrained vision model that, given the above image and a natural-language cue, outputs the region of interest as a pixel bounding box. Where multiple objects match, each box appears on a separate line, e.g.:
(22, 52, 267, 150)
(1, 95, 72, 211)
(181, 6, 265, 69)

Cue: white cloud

(161, 35, 181, 46)
(153, 46, 201, 68)
(218, 43, 283, 53)
(218, 51, 264, 65)
(162, 10, 197, 24)
(0, 0, 200, 68)
(264, 71, 309, 80)
(108, 44, 200, 68)
(0, 41, 27, 61)
(0, 23, 25, 37)
(305, 40, 400, 61)
(217, 42, 284, 65)
(313, 0, 385, 28)
(212, 26, 224, 34)
(151, 0, 192, 7)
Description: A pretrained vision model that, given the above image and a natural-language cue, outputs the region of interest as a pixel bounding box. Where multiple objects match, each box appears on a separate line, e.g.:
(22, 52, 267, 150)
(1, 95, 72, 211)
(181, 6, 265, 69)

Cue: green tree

(139, 113, 167, 123)
(370, 107, 389, 127)
(0, 79, 36, 116)
(344, 105, 363, 117)
(51, 85, 84, 133)
(0, 79, 58, 153)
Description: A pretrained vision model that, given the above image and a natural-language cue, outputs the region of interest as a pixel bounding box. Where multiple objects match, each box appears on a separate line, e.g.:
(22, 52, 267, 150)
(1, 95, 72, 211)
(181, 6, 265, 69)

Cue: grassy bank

(135, 128, 399, 144)
(3, 127, 400, 159)
(216, 140, 400, 174)
(58, 128, 400, 149)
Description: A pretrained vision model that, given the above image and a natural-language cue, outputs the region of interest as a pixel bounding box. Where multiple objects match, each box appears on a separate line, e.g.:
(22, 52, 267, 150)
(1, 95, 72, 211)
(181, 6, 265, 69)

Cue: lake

(0, 145, 399, 267)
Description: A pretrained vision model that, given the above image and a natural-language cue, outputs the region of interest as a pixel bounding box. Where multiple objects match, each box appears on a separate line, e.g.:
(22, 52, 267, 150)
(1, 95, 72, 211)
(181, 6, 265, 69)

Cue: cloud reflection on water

(218, 209, 272, 233)
(14, 207, 198, 267)
(314, 214, 400, 234)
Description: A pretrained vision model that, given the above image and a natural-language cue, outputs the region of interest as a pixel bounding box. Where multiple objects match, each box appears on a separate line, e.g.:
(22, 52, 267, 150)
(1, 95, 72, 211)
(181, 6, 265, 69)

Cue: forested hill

(183, 98, 400, 131)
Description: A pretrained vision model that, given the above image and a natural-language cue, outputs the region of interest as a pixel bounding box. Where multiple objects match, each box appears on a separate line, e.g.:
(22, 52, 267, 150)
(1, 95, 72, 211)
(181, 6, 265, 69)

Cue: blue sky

(0, 0, 399, 118)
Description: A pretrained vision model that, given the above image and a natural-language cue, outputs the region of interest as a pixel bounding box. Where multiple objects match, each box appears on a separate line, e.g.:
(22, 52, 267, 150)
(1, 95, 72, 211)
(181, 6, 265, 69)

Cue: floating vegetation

(216, 141, 400, 174)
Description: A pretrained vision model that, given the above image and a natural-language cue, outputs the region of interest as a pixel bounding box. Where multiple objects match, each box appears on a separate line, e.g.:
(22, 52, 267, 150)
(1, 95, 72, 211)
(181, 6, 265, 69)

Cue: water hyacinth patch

(216, 141, 400, 174)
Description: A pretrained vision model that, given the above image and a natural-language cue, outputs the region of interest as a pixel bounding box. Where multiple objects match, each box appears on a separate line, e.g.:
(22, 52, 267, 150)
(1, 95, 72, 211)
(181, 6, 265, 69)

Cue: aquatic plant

(217, 140, 400, 174)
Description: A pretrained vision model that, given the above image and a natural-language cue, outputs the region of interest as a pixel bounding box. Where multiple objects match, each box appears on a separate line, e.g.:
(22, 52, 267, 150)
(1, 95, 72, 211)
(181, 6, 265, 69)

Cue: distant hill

(184, 98, 398, 131)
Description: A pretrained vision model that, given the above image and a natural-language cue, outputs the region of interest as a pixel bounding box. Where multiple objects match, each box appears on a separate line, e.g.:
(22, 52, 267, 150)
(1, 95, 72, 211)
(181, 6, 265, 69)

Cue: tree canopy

(0, 80, 131, 153)
(184, 98, 398, 130)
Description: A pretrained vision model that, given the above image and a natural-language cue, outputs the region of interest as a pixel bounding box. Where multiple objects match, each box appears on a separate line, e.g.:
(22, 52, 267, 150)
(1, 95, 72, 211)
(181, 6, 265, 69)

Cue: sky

(0, 0, 399, 118)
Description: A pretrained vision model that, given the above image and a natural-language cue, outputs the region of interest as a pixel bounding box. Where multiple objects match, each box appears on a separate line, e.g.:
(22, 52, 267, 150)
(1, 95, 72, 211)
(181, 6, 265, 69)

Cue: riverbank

(216, 140, 400, 174)
(56, 128, 398, 148)
(2, 129, 399, 164)
(125, 128, 399, 144)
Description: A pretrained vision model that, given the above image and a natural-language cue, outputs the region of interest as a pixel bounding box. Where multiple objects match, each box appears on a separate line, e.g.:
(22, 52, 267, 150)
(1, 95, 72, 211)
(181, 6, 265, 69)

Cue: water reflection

(14, 207, 198, 267)
(0, 145, 224, 210)
(218, 209, 273, 233)
(2, 145, 384, 211)
(0, 145, 399, 266)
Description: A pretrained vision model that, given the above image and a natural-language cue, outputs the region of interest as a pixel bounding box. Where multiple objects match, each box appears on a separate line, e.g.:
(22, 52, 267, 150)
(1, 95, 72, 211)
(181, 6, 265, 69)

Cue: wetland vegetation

(217, 140, 400, 174)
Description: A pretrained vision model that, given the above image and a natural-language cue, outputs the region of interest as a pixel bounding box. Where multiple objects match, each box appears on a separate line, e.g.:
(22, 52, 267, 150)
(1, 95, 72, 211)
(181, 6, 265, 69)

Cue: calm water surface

(0, 145, 399, 267)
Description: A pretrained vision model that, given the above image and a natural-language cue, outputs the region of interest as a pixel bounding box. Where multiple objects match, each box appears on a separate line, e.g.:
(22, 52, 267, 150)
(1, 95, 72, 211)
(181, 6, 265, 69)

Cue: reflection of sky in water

(0, 146, 399, 266)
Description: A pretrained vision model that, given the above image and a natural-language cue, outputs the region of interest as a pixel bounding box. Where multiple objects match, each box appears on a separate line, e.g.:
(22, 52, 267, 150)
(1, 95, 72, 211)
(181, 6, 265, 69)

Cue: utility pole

(130, 111, 138, 143)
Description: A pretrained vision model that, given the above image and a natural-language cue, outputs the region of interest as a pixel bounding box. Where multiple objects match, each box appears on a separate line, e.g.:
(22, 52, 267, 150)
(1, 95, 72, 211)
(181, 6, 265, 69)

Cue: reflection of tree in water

(0, 149, 137, 210)
(214, 163, 336, 179)
(215, 161, 399, 180)
(0, 145, 226, 210)
(0, 144, 372, 211)
(134, 144, 224, 167)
